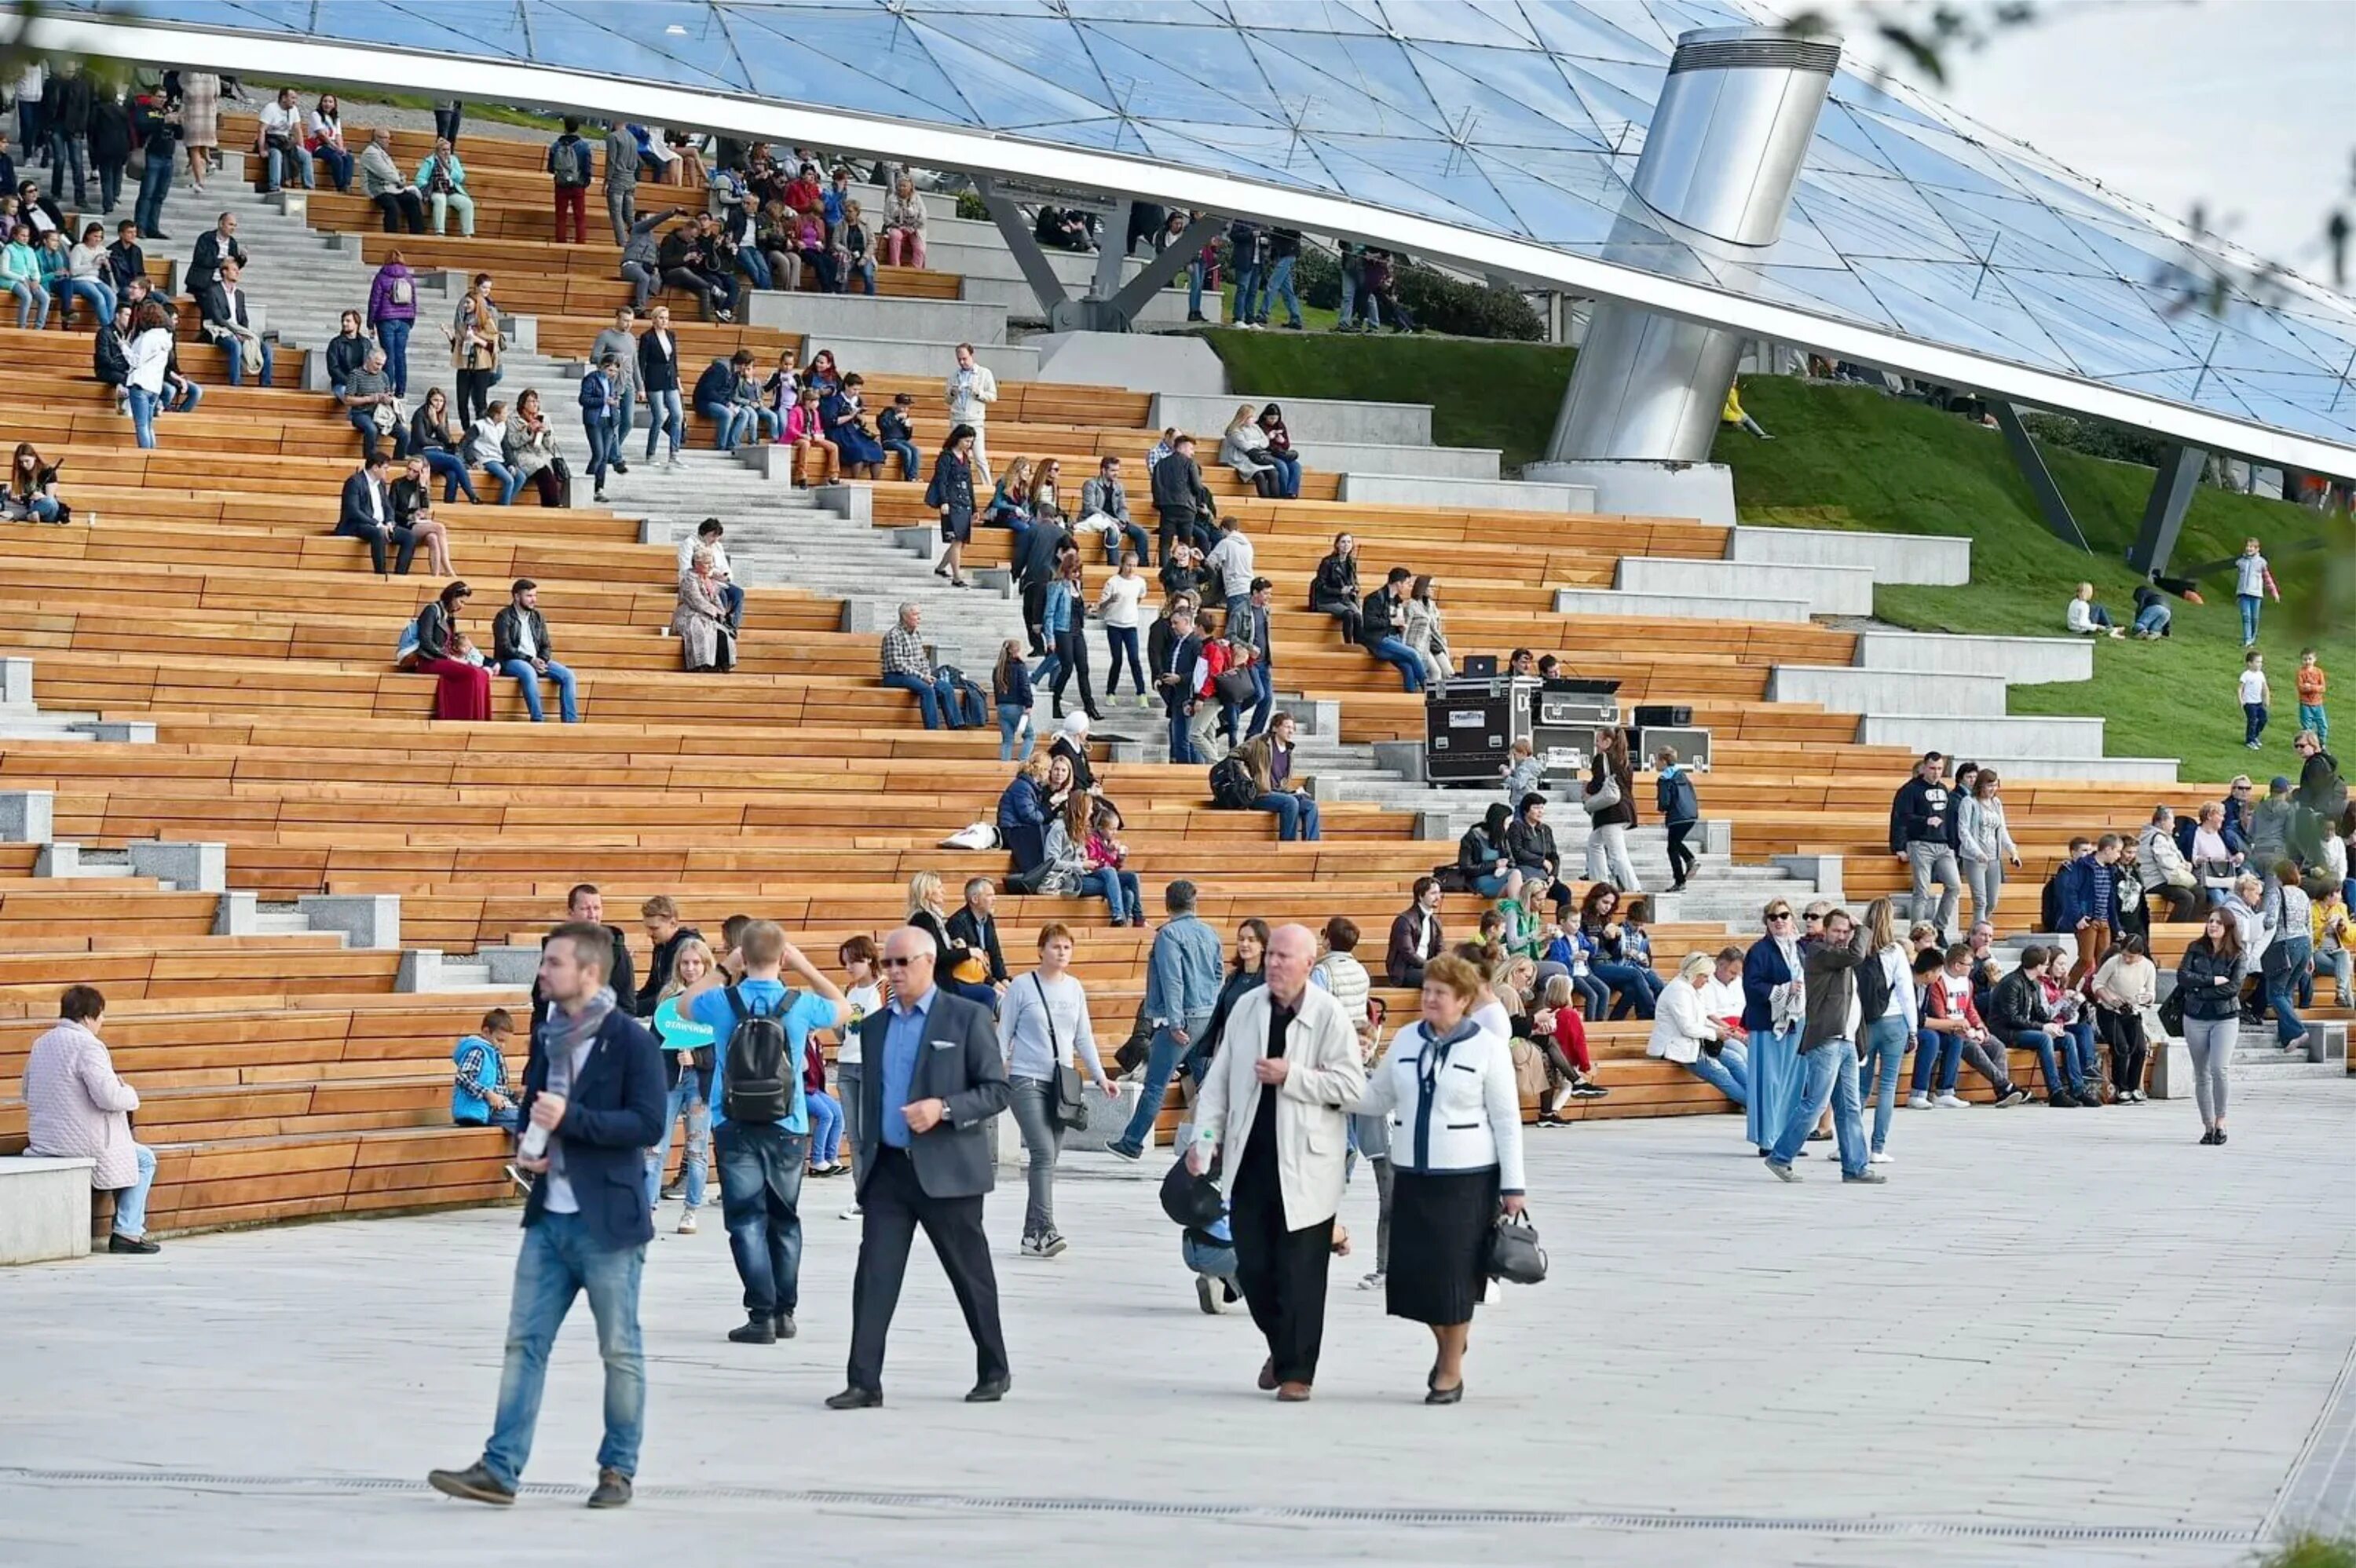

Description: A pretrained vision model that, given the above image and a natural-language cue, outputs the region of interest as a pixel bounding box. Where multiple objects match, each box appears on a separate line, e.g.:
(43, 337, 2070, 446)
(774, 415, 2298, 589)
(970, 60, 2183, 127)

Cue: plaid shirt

(880, 625, 930, 680)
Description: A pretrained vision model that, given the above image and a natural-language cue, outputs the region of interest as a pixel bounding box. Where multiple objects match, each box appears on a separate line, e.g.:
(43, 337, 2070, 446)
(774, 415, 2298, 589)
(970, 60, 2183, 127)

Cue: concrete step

(1768, 663, 2012, 718)
(1333, 473, 1597, 514)
(1854, 712, 2112, 761)
(741, 290, 1012, 346)
(1944, 753, 2180, 784)
(1849, 629, 2094, 686)
(1553, 586, 1814, 623)
(1725, 524, 1971, 586)
(1616, 557, 1878, 619)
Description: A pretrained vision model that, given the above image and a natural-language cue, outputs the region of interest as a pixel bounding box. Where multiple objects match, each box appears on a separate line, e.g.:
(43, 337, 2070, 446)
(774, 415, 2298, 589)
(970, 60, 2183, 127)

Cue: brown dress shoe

(1257, 1358, 1279, 1392)
(1276, 1381, 1313, 1402)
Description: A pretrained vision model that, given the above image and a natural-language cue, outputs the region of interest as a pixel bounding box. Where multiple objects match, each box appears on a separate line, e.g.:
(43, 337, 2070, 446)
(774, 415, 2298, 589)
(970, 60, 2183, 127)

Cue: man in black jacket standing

(536, 884, 637, 1023)
(86, 86, 130, 215)
(1765, 909, 1880, 1182)
(632, 894, 701, 1016)
(1151, 433, 1214, 562)
(1012, 517, 1074, 657)
(1889, 751, 1964, 943)
(44, 58, 90, 208)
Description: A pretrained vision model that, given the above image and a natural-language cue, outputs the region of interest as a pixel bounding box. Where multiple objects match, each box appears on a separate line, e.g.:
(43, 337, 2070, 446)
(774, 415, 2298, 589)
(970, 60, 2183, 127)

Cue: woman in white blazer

(1648, 952, 1751, 1110)
(1352, 953, 1525, 1404)
(1190, 923, 1367, 1401)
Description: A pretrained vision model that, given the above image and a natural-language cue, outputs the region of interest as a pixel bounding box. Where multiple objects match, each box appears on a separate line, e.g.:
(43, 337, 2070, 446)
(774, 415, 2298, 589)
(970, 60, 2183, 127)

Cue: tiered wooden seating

(0, 113, 2258, 1236)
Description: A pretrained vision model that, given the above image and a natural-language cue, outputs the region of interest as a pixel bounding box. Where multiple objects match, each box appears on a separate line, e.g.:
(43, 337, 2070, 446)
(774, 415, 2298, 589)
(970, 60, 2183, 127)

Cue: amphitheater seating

(3, 108, 2303, 1239)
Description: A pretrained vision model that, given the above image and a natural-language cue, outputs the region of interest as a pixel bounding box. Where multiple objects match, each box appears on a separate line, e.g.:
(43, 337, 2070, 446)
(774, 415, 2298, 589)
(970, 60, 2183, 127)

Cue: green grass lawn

(1201, 332, 2346, 786)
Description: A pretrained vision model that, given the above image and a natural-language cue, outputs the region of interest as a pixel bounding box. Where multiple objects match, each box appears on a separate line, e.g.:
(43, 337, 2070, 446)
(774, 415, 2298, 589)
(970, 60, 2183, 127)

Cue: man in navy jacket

(1888, 751, 1964, 943)
(430, 921, 664, 1511)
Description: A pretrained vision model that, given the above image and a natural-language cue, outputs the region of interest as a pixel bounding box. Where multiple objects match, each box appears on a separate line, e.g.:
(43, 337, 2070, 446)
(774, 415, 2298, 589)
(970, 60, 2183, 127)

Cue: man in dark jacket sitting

(1358, 566, 1424, 693)
(946, 878, 1011, 988)
(490, 578, 578, 724)
(1386, 877, 1445, 988)
(1985, 946, 2083, 1106)
(336, 451, 415, 576)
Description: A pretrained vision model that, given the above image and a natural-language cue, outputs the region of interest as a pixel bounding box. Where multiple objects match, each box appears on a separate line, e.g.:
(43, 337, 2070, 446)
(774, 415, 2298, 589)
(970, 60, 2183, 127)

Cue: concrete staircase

(0, 657, 157, 744)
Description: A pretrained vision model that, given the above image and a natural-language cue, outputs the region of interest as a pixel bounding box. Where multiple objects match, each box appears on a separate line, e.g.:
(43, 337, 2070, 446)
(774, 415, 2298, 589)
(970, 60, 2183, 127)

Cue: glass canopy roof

(49, 0, 2356, 452)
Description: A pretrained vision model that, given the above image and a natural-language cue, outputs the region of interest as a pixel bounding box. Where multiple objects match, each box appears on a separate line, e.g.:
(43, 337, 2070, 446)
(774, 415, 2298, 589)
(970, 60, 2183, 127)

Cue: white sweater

(1353, 1019, 1526, 1191)
(1647, 977, 1721, 1064)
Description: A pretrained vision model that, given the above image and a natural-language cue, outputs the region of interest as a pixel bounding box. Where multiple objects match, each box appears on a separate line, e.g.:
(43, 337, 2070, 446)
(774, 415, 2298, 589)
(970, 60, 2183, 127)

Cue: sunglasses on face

(1767, 912, 1792, 921)
(881, 956, 921, 968)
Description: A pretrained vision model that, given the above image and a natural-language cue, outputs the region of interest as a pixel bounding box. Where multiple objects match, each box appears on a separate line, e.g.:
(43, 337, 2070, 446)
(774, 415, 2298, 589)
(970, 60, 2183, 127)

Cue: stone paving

(6, 1076, 2356, 1567)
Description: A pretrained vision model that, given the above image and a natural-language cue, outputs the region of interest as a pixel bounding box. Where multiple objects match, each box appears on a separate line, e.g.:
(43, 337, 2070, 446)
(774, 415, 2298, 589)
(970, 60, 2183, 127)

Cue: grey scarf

(542, 985, 616, 1179)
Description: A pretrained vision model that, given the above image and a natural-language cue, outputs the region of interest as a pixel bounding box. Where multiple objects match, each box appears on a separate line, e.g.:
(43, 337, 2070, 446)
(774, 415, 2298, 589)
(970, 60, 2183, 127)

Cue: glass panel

(1407, 41, 1615, 150)
(1077, 20, 1295, 128)
(734, 8, 987, 122)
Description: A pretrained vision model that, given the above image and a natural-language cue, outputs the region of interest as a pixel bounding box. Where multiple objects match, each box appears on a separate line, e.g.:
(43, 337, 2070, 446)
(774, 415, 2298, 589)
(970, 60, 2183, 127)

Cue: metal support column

(1090, 200, 1132, 298)
(975, 177, 1072, 322)
(1992, 401, 2090, 553)
(1103, 212, 1223, 325)
(2128, 443, 2207, 576)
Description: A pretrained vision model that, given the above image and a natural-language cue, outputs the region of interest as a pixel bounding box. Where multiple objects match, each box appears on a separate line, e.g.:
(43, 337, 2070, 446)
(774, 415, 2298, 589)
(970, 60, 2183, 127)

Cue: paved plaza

(7, 1076, 2356, 1567)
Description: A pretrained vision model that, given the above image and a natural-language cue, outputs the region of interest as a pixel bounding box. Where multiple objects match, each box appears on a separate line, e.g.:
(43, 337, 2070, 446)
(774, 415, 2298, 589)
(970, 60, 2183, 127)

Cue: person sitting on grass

(2065, 582, 2124, 638)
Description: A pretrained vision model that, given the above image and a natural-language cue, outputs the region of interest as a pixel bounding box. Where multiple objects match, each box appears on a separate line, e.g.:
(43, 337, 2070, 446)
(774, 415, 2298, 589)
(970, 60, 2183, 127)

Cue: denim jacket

(1143, 912, 1223, 1031)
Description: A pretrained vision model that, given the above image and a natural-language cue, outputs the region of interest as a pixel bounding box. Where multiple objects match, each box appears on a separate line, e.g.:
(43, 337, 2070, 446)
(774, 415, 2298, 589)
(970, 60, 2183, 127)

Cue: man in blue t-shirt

(690, 919, 849, 1344)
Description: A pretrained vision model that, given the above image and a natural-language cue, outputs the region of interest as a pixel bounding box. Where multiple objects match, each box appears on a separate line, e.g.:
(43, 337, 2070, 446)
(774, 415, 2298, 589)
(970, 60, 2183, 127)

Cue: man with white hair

(829, 924, 1012, 1409)
(1188, 923, 1365, 1402)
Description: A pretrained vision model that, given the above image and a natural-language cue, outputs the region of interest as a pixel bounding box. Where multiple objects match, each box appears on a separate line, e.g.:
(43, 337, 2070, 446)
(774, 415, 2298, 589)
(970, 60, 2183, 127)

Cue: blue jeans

(1187, 258, 1205, 316)
(2062, 1021, 2100, 1088)
(1080, 865, 1143, 923)
(719, 582, 744, 628)
(884, 439, 920, 481)
(1684, 1041, 1748, 1107)
(375, 316, 412, 396)
(482, 459, 521, 506)
(1246, 662, 1274, 739)
(112, 1142, 158, 1237)
(1231, 263, 1260, 324)
(2300, 703, 2329, 745)
(583, 413, 620, 485)
(135, 148, 173, 235)
(701, 400, 748, 450)
(499, 658, 578, 722)
(316, 143, 354, 192)
(61, 276, 114, 327)
(263, 141, 314, 192)
(1253, 791, 1320, 841)
(737, 246, 773, 290)
(2244, 703, 2268, 747)
(1771, 1040, 1868, 1177)
(2007, 1029, 2072, 1097)
(423, 448, 480, 503)
(1911, 1029, 1962, 1094)
(223, 338, 275, 387)
(1860, 1015, 1909, 1153)
(997, 700, 1030, 761)
(1368, 637, 1424, 692)
(2133, 601, 2170, 636)
(1265, 451, 1302, 499)
(481, 1209, 646, 1489)
(645, 388, 685, 459)
(1103, 624, 1144, 696)
(1165, 696, 1198, 765)
(1261, 254, 1301, 326)
(807, 1091, 843, 1167)
(2239, 593, 2262, 645)
(646, 1064, 708, 1209)
(1591, 959, 1657, 1019)
(2266, 937, 2312, 1044)
(715, 1122, 808, 1321)
(883, 671, 979, 729)
(1113, 1022, 1200, 1154)
(8, 278, 49, 329)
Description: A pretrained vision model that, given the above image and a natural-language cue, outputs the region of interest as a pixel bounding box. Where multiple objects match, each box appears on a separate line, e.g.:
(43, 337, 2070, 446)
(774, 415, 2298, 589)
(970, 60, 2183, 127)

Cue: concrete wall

(1768, 663, 2010, 718)
(1030, 331, 1227, 396)
(814, 335, 1037, 381)
(1151, 393, 1432, 448)
(1335, 473, 1595, 513)
(1615, 557, 1876, 618)
(1851, 630, 2093, 685)
(1727, 524, 1972, 585)
(742, 291, 1011, 346)
(0, 1157, 94, 1265)
(1857, 712, 2110, 758)
(1553, 587, 1813, 622)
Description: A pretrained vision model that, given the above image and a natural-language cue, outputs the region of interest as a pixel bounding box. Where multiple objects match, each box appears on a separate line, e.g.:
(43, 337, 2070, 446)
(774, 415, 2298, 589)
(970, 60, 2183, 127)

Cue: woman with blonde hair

(905, 870, 998, 1008)
(986, 455, 1034, 530)
(1221, 401, 1279, 496)
(1401, 576, 1453, 686)
(1857, 897, 1919, 1164)
(448, 273, 501, 426)
(1647, 952, 1748, 1108)
(647, 934, 719, 1232)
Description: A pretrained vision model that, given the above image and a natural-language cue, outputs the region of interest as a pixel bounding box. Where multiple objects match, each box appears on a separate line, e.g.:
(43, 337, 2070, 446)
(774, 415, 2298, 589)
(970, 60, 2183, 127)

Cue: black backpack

(719, 985, 793, 1124)
(1208, 755, 1255, 810)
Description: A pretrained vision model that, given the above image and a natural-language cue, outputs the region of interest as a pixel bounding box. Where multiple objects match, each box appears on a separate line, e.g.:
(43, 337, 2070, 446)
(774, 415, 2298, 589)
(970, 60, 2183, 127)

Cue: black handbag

(1486, 1209, 1547, 1285)
(1211, 666, 1256, 705)
(1035, 974, 1090, 1131)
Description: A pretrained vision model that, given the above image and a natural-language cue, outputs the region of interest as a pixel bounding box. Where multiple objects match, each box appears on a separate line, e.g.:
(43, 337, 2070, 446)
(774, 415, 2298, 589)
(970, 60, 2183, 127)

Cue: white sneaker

(1905, 1092, 1931, 1109)
(1357, 1269, 1386, 1292)
(1933, 1092, 1970, 1109)
(675, 1210, 698, 1234)
(1868, 1150, 1894, 1164)
(839, 1204, 862, 1220)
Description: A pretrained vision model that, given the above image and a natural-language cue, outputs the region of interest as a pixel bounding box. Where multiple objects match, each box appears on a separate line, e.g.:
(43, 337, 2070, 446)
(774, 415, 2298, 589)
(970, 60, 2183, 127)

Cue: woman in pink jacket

(22, 985, 158, 1253)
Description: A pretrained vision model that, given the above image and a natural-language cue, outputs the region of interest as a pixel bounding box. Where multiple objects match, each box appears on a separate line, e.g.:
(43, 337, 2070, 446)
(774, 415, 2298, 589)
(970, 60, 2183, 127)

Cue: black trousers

(1666, 821, 1697, 884)
(845, 1146, 1008, 1393)
(2097, 1005, 2148, 1095)
(1049, 623, 1096, 718)
(1021, 579, 1049, 655)
(455, 368, 495, 426)
(1230, 1153, 1333, 1386)
(375, 189, 427, 233)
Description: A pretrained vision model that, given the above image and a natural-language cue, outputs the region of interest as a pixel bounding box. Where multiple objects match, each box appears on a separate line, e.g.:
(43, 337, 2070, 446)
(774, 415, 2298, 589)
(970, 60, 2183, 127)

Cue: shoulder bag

(1581, 770, 1621, 816)
(1487, 1208, 1547, 1285)
(1035, 974, 1090, 1131)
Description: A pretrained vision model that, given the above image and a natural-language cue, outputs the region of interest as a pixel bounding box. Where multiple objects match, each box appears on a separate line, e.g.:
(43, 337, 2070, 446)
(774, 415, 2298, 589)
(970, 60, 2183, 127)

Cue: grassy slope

(1203, 330, 2344, 785)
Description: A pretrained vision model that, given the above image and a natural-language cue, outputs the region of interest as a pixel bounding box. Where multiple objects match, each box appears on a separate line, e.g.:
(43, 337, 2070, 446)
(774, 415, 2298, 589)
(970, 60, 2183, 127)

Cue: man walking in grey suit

(828, 925, 1013, 1409)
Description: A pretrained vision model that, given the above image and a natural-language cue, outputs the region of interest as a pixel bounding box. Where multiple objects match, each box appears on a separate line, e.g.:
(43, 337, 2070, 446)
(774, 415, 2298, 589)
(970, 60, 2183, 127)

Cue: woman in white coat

(21, 985, 158, 1252)
(1190, 923, 1367, 1402)
(1352, 953, 1524, 1403)
(1648, 952, 1750, 1109)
